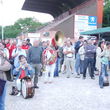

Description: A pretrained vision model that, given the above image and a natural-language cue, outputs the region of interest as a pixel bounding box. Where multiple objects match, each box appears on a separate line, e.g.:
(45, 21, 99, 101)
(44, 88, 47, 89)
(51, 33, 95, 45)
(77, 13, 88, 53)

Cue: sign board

(74, 15, 97, 39)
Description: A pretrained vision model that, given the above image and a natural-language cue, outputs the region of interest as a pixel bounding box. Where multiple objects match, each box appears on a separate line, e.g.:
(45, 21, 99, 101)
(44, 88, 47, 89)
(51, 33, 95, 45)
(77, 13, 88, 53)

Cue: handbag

(0, 79, 6, 96)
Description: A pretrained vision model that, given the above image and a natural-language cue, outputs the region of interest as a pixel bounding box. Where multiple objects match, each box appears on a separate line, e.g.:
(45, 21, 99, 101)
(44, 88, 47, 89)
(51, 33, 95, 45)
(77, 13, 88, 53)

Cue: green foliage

(103, 0, 110, 27)
(0, 17, 45, 39)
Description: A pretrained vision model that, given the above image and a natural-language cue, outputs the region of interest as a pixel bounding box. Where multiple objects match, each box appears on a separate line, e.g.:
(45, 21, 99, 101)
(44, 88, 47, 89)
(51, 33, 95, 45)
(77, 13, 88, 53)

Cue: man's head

(106, 42, 110, 49)
(17, 44, 22, 50)
(83, 40, 87, 46)
(33, 40, 39, 47)
(13, 39, 17, 45)
(22, 40, 27, 46)
(79, 36, 84, 42)
(87, 38, 92, 44)
(5, 39, 9, 44)
(26, 39, 30, 44)
(66, 40, 72, 47)
(42, 41, 47, 47)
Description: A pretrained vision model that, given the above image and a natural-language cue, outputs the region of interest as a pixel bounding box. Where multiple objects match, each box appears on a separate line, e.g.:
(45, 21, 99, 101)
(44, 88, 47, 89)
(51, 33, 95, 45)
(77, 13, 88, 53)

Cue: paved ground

(5, 73, 110, 110)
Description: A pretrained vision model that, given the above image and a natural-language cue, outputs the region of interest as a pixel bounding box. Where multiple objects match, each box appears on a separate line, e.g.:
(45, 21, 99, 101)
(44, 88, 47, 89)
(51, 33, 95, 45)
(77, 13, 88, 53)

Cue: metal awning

(22, 0, 89, 18)
(80, 27, 110, 35)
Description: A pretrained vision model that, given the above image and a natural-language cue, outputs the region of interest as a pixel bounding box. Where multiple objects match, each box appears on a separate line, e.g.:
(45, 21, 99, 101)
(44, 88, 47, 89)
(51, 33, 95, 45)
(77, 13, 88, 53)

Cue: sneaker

(83, 77, 86, 79)
(34, 85, 39, 89)
(44, 82, 48, 84)
(48, 82, 52, 84)
(16, 92, 21, 96)
(67, 76, 70, 78)
(91, 77, 95, 80)
(75, 74, 80, 78)
(100, 86, 103, 89)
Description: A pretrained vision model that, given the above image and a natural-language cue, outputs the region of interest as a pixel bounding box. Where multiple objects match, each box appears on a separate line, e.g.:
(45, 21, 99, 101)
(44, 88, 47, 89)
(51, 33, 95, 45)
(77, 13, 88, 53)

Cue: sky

(0, 0, 54, 26)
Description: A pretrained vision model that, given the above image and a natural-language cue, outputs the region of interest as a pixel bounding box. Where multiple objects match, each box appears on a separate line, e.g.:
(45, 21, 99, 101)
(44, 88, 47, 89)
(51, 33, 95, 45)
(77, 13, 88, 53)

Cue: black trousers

(83, 58, 95, 78)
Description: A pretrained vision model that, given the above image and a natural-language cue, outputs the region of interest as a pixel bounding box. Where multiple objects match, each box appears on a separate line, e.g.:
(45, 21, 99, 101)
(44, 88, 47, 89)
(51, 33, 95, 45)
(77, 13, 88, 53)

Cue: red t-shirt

(6, 43, 10, 49)
(19, 69, 26, 79)
(9, 44, 16, 59)
(21, 45, 30, 50)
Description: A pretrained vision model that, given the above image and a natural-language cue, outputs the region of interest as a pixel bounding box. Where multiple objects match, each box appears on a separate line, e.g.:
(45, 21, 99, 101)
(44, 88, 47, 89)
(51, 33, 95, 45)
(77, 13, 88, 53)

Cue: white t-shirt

(63, 46, 74, 58)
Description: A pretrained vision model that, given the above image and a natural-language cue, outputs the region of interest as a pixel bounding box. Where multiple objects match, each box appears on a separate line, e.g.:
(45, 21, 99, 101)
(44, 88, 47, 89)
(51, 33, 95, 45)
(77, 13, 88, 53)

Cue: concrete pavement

(5, 74, 110, 110)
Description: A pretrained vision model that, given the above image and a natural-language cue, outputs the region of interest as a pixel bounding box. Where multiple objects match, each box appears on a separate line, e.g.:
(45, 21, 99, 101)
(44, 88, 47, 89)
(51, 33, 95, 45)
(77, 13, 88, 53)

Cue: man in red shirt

(21, 40, 30, 54)
(5, 39, 10, 49)
(8, 40, 16, 59)
(22, 40, 29, 50)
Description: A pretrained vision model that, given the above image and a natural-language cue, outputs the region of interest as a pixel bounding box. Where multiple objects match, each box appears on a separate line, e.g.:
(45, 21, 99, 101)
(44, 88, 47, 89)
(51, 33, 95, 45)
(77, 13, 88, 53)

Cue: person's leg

(16, 79, 21, 91)
(58, 58, 61, 73)
(70, 58, 75, 74)
(54, 58, 59, 77)
(80, 60, 84, 74)
(0, 84, 6, 110)
(105, 64, 109, 82)
(49, 64, 56, 82)
(44, 65, 50, 83)
(39, 64, 43, 77)
(89, 58, 95, 78)
(75, 54, 80, 74)
(34, 64, 41, 87)
(65, 58, 71, 78)
(83, 58, 89, 78)
(99, 64, 105, 88)
(109, 61, 110, 69)
(93, 54, 97, 71)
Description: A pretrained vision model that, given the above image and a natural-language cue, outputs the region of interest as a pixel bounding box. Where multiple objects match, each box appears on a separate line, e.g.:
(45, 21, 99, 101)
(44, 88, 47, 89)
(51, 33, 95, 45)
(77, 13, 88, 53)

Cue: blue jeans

(80, 60, 84, 74)
(0, 84, 6, 110)
(99, 64, 108, 88)
(83, 58, 94, 78)
(54, 58, 61, 77)
(75, 54, 80, 74)
(109, 61, 110, 69)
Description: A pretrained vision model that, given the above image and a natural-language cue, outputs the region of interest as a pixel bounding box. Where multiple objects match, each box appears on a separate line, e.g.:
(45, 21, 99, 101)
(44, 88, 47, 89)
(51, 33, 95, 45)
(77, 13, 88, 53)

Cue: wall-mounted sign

(74, 15, 97, 39)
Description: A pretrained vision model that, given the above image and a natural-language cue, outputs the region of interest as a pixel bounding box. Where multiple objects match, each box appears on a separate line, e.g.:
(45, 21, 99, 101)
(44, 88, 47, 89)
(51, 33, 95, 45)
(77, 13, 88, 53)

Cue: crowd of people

(0, 36, 110, 110)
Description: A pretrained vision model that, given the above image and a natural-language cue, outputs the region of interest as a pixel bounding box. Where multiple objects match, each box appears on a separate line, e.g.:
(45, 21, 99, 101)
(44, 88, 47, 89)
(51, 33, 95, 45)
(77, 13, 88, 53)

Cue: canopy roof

(22, 0, 89, 17)
(80, 27, 110, 35)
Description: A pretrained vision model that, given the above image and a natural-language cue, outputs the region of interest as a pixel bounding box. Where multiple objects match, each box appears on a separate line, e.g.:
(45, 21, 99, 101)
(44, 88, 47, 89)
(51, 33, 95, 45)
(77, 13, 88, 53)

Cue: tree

(103, 0, 110, 27)
(4, 25, 21, 38)
(14, 17, 43, 34)
(0, 17, 45, 39)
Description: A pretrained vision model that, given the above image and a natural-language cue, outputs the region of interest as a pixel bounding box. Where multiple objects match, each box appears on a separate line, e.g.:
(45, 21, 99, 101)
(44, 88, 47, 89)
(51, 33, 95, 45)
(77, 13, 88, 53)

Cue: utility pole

(0, 0, 4, 40)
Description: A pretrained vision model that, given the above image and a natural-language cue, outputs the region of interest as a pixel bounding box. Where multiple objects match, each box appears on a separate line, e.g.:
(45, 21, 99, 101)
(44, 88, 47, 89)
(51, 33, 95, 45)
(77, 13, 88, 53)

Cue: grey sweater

(27, 46, 43, 64)
(84, 44, 96, 58)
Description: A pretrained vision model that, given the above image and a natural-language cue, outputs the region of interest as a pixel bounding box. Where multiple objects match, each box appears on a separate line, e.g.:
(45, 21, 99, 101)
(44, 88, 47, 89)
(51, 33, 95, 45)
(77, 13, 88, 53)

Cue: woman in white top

(96, 41, 105, 74)
(12, 44, 26, 68)
(78, 40, 87, 75)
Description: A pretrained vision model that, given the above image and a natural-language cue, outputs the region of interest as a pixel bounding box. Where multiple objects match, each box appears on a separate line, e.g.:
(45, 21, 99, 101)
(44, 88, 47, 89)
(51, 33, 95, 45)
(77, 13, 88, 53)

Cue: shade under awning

(22, 0, 89, 18)
(80, 27, 110, 35)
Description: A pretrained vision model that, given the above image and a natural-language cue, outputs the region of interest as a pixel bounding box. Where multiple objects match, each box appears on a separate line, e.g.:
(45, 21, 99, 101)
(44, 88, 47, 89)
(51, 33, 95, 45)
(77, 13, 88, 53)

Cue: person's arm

(12, 49, 18, 58)
(27, 48, 31, 63)
(5, 49, 9, 59)
(13, 68, 19, 76)
(79, 47, 85, 55)
(0, 60, 11, 71)
(40, 47, 43, 64)
(63, 48, 67, 55)
(99, 50, 105, 57)
(96, 47, 101, 57)
(25, 64, 34, 77)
